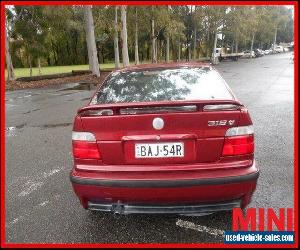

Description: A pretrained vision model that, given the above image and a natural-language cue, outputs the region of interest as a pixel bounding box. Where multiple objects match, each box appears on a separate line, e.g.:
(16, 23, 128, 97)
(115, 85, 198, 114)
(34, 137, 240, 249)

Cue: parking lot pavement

(5, 52, 294, 243)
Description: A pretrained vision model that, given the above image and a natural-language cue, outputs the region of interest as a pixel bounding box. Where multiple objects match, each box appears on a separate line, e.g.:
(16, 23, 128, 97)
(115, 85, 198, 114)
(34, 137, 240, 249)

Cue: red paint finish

(71, 162, 258, 209)
(70, 63, 259, 212)
(72, 181, 257, 209)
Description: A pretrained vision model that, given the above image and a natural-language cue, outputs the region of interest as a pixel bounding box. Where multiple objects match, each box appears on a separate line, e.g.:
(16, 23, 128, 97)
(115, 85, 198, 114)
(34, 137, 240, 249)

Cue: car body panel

(71, 161, 258, 209)
(70, 62, 259, 214)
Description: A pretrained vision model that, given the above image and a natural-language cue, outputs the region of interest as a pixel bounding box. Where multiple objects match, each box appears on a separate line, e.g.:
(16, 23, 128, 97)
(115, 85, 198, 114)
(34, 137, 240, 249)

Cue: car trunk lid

(77, 100, 242, 164)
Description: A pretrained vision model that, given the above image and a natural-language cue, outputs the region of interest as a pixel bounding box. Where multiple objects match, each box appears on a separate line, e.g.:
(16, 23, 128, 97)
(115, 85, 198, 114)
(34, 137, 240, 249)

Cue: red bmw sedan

(70, 62, 259, 215)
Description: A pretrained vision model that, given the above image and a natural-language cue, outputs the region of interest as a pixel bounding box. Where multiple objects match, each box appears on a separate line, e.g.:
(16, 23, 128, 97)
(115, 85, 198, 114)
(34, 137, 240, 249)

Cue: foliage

(6, 5, 294, 68)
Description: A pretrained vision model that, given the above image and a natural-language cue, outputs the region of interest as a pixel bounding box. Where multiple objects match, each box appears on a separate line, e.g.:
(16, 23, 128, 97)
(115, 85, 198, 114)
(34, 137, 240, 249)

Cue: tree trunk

(84, 6, 100, 77)
(151, 6, 157, 63)
(166, 35, 170, 63)
(273, 27, 277, 50)
(134, 7, 140, 65)
(156, 44, 159, 63)
(206, 40, 210, 58)
(178, 41, 181, 62)
(221, 33, 224, 48)
(161, 40, 164, 61)
(29, 55, 32, 77)
(102, 45, 105, 63)
(235, 40, 239, 53)
(114, 6, 120, 69)
(166, 5, 171, 63)
(96, 43, 101, 63)
(174, 45, 177, 62)
(121, 6, 130, 67)
(198, 41, 202, 60)
(38, 58, 42, 75)
(206, 24, 210, 58)
(147, 45, 150, 61)
(157, 41, 160, 62)
(212, 30, 218, 64)
(66, 41, 71, 64)
(250, 33, 255, 58)
(5, 26, 15, 81)
(51, 40, 58, 65)
(193, 26, 197, 60)
(74, 33, 78, 64)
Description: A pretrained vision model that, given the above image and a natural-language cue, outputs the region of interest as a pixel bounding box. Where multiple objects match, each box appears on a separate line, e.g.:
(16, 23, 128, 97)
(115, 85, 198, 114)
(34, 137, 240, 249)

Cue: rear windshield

(96, 67, 233, 104)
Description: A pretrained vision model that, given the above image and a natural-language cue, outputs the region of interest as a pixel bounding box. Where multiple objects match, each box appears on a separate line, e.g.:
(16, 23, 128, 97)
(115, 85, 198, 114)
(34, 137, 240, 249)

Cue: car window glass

(96, 67, 233, 104)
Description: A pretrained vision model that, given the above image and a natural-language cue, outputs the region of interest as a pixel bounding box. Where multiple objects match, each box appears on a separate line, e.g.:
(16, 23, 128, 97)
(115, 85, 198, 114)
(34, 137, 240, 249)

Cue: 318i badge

(208, 120, 235, 126)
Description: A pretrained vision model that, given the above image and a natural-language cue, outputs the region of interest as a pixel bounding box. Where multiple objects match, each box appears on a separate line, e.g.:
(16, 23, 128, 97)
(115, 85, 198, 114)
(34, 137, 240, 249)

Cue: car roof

(114, 61, 212, 73)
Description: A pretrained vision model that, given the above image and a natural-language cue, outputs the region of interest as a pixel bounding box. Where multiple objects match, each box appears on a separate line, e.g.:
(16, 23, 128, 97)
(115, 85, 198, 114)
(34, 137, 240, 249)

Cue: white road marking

(6, 216, 25, 228)
(16, 166, 66, 197)
(176, 219, 225, 238)
(5, 127, 16, 131)
(7, 195, 61, 228)
(8, 199, 51, 228)
(7, 176, 30, 188)
(8, 167, 66, 228)
(11, 216, 24, 224)
(42, 168, 61, 178)
(38, 200, 50, 207)
(18, 181, 44, 197)
(5, 126, 25, 137)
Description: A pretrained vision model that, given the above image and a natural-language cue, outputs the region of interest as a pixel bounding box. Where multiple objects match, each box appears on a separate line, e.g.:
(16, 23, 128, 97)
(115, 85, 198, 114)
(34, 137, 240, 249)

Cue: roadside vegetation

(5, 63, 114, 78)
(5, 5, 294, 81)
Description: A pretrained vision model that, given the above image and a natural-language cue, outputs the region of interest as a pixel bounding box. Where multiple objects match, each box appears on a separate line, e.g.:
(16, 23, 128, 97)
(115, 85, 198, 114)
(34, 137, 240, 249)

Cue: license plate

(135, 142, 184, 158)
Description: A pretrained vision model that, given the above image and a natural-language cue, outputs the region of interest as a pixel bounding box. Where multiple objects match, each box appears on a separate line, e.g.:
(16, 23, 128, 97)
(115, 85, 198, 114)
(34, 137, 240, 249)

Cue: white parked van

(274, 46, 284, 53)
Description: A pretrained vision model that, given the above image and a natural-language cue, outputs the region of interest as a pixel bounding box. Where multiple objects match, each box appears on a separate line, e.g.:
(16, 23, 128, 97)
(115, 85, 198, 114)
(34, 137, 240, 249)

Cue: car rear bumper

(87, 199, 241, 215)
(70, 170, 259, 188)
(70, 162, 259, 213)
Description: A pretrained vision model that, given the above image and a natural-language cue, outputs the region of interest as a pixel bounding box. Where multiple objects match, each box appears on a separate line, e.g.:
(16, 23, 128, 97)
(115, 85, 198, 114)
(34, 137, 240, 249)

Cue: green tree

(13, 6, 48, 76)
(5, 5, 294, 73)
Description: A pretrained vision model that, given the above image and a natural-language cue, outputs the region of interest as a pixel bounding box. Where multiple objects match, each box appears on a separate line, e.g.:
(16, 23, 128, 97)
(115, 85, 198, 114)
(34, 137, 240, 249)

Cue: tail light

(222, 125, 254, 156)
(203, 104, 240, 111)
(72, 131, 101, 159)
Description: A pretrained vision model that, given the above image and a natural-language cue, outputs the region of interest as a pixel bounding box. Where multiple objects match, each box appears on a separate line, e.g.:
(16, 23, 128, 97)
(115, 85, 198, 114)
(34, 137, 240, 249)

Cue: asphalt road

(5, 52, 294, 243)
